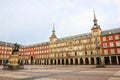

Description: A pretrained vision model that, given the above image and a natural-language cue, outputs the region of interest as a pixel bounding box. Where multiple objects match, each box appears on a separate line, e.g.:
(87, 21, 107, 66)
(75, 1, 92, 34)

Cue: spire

(50, 23, 57, 38)
(52, 23, 55, 33)
(93, 10, 98, 26)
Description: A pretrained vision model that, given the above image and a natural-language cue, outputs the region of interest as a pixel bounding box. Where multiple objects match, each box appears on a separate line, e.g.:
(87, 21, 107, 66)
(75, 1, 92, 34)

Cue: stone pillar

(46, 59, 48, 65)
(60, 59, 62, 65)
(56, 59, 58, 65)
(94, 57, 97, 65)
(64, 59, 66, 65)
(38, 59, 39, 65)
(2, 60, 3, 65)
(101, 56, 105, 65)
(53, 59, 54, 65)
(83, 58, 85, 65)
(78, 58, 80, 65)
(88, 57, 91, 65)
(49, 59, 51, 65)
(28, 60, 31, 65)
(41, 59, 42, 65)
(116, 56, 119, 65)
(68, 59, 70, 65)
(73, 58, 75, 65)
(109, 56, 112, 65)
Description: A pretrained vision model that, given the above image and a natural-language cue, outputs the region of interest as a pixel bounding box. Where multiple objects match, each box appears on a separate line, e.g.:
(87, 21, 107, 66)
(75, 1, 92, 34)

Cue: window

(104, 49, 108, 54)
(116, 41, 120, 46)
(109, 42, 114, 47)
(117, 48, 120, 54)
(110, 49, 115, 54)
(115, 34, 119, 40)
(109, 36, 113, 40)
(103, 37, 106, 41)
(103, 43, 107, 48)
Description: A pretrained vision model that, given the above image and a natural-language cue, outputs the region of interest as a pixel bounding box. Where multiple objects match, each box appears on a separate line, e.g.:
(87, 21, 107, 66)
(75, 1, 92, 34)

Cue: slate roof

(56, 28, 120, 42)
(102, 28, 120, 35)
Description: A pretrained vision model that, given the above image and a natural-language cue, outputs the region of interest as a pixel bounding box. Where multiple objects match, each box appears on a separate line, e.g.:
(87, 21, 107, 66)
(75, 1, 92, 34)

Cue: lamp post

(96, 44, 105, 68)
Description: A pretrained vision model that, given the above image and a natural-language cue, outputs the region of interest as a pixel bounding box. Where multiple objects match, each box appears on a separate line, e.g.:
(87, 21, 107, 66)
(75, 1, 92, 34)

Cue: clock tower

(91, 11, 101, 37)
(49, 23, 57, 43)
(91, 11, 102, 56)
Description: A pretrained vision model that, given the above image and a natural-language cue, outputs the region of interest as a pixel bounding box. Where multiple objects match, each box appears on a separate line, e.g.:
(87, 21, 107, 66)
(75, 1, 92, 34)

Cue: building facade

(0, 12, 120, 65)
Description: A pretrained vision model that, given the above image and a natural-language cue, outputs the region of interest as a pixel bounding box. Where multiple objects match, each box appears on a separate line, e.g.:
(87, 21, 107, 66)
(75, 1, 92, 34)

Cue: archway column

(64, 59, 66, 65)
(56, 59, 58, 65)
(94, 57, 97, 65)
(116, 56, 119, 65)
(83, 58, 85, 65)
(78, 58, 80, 65)
(88, 57, 91, 65)
(73, 58, 75, 65)
(60, 59, 62, 65)
(46, 59, 48, 65)
(101, 56, 105, 65)
(109, 56, 112, 65)
(2, 60, 3, 65)
(49, 59, 51, 65)
(68, 59, 70, 65)
(52, 59, 55, 65)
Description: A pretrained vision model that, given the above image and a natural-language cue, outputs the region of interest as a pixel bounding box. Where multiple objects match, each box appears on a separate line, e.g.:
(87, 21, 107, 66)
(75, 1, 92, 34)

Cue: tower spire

(50, 23, 57, 38)
(93, 10, 98, 26)
(52, 23, 55, 33)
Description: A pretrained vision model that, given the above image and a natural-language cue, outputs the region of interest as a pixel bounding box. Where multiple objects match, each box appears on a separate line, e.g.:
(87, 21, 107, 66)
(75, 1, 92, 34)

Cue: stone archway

(75, 58, 78, 65)
(118, 56, 120, 65)
(104, 57, 110, 65)
(70, 58, 73, 65)
(58, 59, 60, 65)
(31, 56, 33, 65)
(50, 59, 53, 65)
(66, 59, 68, 65)
(85, 58, 89, 65)
(80, 58, 83, 65)
(54, 59, 56, 65)
(96, 57, 100, 65)
(111, 56, 117, 65)
(91, 57, 94, 65)
(62, 59, 64, 65)
(0, 60, 2, 65)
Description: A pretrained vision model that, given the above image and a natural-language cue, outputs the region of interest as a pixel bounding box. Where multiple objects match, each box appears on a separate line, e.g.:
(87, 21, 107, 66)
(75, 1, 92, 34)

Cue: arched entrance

(31, 56, 33, 65)
(44, 59, 46, 65)
(50, 59, 53, 65)
(66, 59, 68, 65)
(118, 56, 120, 65)
(58, 59, 60, 65)
(85, 58, 89, 65)
(111, 56, 117, 65)
(54, 59, 56, 65)
(80, 58, 83, 65)
(70, 58, 73, 65)
(104, 57, 110, 65)
(62, 59, 64, 65)
(91, 57, 94, 65)
(75, 58, 78, 65)
(0, 60, 2, 65)
(96, 57, 101, 65)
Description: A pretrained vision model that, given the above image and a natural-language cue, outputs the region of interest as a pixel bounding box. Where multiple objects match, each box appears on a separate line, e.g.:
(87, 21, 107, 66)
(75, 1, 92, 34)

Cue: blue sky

(0, 0, 120, 45)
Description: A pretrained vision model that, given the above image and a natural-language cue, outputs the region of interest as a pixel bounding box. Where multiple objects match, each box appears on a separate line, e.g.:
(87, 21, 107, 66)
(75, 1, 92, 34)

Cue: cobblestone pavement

(0, 65, 120, 80)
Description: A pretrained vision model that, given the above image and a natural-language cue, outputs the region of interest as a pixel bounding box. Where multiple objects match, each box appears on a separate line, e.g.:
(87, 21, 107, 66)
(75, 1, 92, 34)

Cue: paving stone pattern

(0, 65, 120, 80)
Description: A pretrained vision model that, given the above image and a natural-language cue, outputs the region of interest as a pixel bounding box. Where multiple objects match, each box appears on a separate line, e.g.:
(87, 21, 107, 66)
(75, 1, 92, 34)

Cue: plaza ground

(0, 65, 120, 80)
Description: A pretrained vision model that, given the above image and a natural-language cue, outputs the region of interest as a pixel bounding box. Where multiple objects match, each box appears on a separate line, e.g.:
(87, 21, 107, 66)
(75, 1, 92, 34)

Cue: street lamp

(96, 44, 105, 68)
